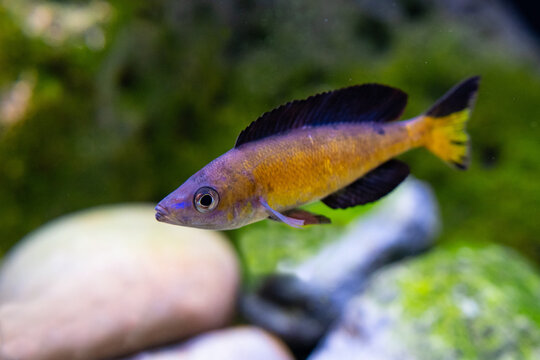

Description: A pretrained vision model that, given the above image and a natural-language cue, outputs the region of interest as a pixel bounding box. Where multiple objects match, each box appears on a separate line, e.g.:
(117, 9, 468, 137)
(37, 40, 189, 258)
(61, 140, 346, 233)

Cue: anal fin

(283, 209, 331, 225)
(322, 159, 410, 209)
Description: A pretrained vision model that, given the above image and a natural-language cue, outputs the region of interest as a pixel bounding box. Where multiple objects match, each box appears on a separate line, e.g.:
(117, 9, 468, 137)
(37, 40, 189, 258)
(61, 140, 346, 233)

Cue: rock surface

(291, 177, 439, 305)
(124, 326, 294, 360)
(0, 204, 239, 360)
(309, 245, 540, 360)
(241, 178, 439, 355)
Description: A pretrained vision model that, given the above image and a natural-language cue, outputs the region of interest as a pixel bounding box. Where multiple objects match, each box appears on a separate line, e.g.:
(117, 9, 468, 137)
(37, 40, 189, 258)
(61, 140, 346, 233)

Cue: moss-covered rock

(310, 245, 540, 360)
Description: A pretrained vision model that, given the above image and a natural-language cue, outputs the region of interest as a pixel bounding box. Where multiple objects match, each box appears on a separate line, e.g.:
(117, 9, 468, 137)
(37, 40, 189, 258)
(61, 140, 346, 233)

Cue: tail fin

(423, 76, 480, 170)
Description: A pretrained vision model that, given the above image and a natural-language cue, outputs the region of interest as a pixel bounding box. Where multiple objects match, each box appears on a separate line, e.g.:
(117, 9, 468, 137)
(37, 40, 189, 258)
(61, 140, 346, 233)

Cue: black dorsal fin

(322, 159, 410, 209)
(235, 84, 408, 148)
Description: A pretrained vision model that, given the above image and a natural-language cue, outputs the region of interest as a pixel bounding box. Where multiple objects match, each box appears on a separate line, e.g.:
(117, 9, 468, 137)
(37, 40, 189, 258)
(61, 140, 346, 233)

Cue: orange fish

(155, 77, 479, 229)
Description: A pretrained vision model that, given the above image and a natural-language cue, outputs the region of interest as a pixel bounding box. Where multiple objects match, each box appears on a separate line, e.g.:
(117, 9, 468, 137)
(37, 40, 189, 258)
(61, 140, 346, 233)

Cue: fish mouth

(155, 203, 175, 224)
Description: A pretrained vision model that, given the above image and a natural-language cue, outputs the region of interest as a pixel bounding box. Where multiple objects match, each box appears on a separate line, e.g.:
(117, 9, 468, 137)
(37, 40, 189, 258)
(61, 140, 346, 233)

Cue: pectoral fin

(322, 159, 410, 209)
(260, 198, 305, 228)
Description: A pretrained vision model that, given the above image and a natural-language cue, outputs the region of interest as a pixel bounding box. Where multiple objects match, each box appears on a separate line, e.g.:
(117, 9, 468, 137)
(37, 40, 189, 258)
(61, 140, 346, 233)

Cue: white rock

(125, 326, 294, 360)
(0, 204, 239, 360)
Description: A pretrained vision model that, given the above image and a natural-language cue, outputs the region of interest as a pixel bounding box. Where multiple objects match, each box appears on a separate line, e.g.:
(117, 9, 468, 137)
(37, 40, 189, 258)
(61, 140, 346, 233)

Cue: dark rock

(241, 178, 439, 356)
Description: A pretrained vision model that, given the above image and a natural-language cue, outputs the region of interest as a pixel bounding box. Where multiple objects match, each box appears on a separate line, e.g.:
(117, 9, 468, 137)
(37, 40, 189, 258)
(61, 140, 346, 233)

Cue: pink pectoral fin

(260, 198, 305, 228)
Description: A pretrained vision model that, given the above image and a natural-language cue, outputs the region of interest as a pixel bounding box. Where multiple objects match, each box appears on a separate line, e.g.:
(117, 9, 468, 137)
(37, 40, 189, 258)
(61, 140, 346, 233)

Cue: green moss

(340, 244, 540, 359)
(380, 245, 540, 359)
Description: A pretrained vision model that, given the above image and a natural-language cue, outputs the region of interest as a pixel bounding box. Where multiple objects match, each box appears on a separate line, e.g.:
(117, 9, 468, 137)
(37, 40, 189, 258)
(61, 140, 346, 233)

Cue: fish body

(156, 77, 479, 230)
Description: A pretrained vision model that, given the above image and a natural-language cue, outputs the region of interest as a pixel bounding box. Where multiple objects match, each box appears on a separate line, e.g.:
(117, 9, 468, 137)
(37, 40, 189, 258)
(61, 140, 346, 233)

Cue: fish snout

(155, 203, 171, 223)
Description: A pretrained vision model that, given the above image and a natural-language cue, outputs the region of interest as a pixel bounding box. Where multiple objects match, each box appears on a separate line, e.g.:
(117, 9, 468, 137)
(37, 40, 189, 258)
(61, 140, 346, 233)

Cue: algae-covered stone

(310, 245, 540, 360)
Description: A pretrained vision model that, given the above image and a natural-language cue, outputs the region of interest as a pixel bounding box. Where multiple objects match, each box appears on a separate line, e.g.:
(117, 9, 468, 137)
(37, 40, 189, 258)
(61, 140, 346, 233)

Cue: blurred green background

(0, 0, 538, 268)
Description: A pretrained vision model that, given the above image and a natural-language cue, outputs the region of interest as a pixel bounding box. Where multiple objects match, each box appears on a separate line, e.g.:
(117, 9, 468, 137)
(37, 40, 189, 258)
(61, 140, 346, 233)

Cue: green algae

(361, 245, 540, 359)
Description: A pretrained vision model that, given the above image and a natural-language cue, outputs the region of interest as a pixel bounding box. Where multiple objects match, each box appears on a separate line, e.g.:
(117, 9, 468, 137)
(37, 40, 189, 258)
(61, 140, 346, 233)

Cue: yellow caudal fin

(423, 76, 480, 170)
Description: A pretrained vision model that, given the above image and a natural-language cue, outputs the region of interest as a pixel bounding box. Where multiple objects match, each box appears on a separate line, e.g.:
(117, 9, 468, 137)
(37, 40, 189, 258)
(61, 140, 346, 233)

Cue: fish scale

(242, 124, 409, 210)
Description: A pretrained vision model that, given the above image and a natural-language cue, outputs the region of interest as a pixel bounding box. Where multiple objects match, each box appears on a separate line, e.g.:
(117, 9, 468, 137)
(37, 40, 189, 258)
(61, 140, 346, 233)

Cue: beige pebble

(0, 204, 239, 360)
(125, 326, 294, 360)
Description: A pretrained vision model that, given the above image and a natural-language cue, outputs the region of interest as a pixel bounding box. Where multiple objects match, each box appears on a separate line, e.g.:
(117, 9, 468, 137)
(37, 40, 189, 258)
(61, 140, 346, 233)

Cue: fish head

(155, 180, 229, 230)
(155, 154, 257, 230)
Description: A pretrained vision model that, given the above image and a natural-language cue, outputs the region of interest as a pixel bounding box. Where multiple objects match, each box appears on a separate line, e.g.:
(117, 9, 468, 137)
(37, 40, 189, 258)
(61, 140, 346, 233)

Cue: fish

(155, 76, 480, 230)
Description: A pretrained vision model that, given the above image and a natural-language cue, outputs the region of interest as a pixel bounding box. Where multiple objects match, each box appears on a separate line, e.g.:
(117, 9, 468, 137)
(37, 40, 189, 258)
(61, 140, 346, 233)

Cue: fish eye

(194, 187, 219, 213)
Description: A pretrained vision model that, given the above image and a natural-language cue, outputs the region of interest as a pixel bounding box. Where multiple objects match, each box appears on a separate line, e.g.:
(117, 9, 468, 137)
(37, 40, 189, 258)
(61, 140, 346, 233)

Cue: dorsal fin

(235, 84, 408, 148)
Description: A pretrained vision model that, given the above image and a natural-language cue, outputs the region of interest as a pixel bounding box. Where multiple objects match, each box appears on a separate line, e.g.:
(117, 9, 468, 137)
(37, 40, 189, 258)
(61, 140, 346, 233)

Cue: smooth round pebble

(125, 326, 294, 360)
(0, 204, 239, 360)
